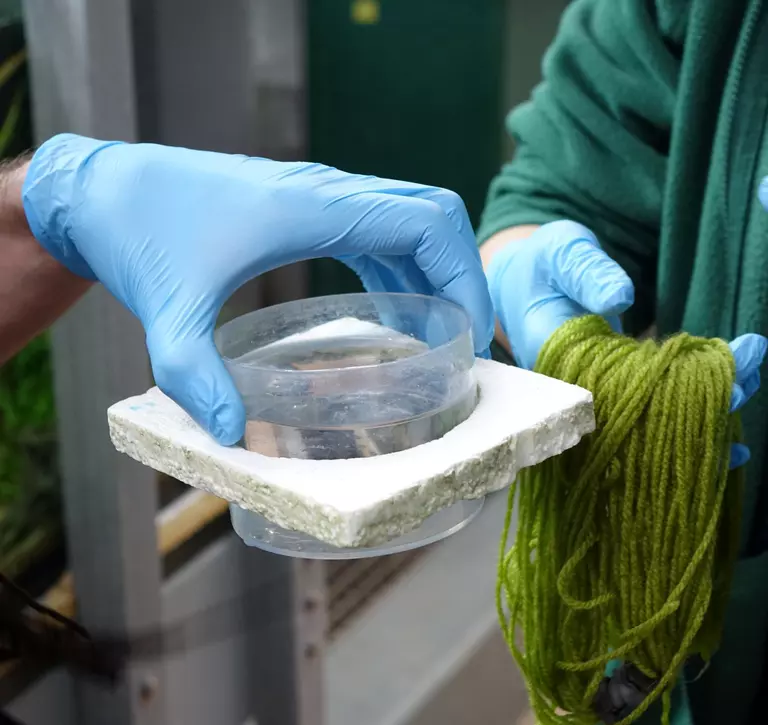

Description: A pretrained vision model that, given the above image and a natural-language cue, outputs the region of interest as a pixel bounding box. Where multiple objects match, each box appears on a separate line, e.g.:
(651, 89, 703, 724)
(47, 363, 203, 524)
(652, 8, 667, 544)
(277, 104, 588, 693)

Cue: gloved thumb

(146, 330, 246, 446)
(546, 221, 635, 316)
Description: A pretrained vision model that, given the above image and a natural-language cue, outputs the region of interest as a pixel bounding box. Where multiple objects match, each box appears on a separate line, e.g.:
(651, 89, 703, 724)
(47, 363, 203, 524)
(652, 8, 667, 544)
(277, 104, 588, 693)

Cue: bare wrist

(480, 225, 540, 271)
(0, 153, 92, 362)
(479, 225, 540, 357)
(0, 154, 32, 235)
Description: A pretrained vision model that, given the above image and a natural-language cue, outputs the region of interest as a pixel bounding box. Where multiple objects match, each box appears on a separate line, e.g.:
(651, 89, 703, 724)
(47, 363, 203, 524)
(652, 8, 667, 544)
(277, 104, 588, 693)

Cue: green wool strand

(496, 315, 744, 725)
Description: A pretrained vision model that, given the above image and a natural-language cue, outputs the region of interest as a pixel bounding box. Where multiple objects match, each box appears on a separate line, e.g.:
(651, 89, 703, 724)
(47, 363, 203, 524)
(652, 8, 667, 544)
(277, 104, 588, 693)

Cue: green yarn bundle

(497, 315, 744, 725)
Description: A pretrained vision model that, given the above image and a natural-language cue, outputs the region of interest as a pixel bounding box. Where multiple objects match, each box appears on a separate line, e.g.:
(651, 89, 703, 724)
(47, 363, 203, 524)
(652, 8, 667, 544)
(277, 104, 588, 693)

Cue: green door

(307, 0, 506, 296)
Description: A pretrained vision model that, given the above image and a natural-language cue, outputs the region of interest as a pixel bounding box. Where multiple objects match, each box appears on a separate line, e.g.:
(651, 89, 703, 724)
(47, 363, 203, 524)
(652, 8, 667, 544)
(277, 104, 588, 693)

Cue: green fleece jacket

(479, 1, 768, 724)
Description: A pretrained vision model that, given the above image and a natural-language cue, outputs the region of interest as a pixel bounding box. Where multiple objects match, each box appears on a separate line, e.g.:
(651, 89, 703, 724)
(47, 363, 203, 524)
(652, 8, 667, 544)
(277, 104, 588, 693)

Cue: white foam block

(108, 360, 595, 548)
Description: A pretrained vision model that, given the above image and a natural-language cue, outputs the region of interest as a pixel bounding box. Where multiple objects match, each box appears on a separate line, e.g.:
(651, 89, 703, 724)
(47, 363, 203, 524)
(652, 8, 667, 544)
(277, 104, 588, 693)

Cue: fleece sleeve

(479, 0, 682, 330)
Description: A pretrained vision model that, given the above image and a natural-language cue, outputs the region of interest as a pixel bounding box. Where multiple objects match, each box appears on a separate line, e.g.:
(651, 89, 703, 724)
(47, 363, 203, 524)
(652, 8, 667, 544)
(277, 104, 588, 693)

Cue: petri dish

(215, 292, 482, 558)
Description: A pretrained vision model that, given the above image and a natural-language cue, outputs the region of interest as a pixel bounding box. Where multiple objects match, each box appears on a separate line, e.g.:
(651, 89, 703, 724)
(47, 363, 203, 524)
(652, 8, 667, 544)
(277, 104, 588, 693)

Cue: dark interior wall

(306, 0, 507, 297)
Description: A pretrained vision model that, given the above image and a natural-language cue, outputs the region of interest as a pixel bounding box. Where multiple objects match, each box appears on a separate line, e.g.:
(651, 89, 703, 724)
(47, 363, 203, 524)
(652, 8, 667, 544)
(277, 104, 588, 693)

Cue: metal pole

(23, 1, 322, 724)
(23, 2, 165, 724)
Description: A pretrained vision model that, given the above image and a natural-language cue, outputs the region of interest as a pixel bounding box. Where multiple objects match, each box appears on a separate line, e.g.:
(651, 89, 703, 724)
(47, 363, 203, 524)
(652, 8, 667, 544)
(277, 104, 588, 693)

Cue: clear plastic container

(229, 499, 484, 560)
(215, 292, 482, 558)
(215, 293, 478, 460)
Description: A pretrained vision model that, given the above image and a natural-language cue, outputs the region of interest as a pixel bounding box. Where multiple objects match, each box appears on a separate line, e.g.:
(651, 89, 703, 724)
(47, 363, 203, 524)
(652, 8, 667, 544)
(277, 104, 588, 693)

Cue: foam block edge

(108, 361, 595, 548)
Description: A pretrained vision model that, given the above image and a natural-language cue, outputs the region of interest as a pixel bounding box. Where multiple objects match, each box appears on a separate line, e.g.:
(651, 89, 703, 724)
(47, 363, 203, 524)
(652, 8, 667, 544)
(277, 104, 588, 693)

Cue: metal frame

(21, 1, 319, 724)
(23, 2, 164, 724)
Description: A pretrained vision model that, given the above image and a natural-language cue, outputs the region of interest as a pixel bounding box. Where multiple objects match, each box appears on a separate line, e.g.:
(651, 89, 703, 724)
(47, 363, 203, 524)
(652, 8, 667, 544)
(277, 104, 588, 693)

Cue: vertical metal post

(292, 559, 328, 725)
(22, 2, 165, 724)
(23, 1, 322, 723)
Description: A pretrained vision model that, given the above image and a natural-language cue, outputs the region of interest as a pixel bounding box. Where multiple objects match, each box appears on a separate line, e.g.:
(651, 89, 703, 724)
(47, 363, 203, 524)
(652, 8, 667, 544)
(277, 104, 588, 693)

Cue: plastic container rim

(215, 291, 474, 378)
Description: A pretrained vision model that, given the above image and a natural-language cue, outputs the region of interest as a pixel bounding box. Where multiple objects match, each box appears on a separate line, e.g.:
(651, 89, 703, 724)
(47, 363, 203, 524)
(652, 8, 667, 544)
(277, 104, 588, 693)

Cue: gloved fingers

(729, 334, 768, 411)
(338, 254, 432, 296)
(544, 221, 634, 316)
(340, 254, 490, 358)
(730, 443, 751, 470)
(337, 254, 392, 292)
(413, 224, 493, 355)
(514, 297, 589, 370)
(330, 260, 414, 341)
(146, 329, 246, 446)
(337, 255, 427, 339)
(726, 337, 761, 462)
(758, 176, 768, 211)
(371, 197, 494, 355)
(346, 186, 494, 356)
(399, 187, 480, 262)
(339, 177, 481, 262)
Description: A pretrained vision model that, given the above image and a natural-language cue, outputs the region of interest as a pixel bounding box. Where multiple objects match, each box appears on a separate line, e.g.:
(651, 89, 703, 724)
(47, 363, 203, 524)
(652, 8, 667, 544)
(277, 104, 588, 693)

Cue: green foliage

(0, 334, 57, 502)
(0, 334, 61, 576)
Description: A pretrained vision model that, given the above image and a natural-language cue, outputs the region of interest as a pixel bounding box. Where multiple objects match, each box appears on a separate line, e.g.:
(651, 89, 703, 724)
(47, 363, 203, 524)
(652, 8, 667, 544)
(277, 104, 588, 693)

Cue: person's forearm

(480, 225, 540, 354)
(0, 157, 92, 364)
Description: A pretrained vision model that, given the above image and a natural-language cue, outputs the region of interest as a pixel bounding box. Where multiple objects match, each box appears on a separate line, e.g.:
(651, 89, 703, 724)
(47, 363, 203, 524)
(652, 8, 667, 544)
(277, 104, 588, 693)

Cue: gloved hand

(729, 334, 767, 467)
(486, 220, 634, 370)
(733, 175, 768, 466)
(485, 219, 766, 469)
(22, 134, 493, 445)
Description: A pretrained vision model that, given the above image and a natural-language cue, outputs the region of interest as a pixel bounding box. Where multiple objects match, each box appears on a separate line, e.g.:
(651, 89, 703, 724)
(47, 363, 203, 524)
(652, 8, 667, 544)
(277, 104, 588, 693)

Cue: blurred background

(0, 1, 568, 724)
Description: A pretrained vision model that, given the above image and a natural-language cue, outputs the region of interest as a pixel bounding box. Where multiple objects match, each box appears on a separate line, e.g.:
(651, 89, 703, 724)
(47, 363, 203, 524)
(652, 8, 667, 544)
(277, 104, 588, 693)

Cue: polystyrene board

(108, 359, 594, 548)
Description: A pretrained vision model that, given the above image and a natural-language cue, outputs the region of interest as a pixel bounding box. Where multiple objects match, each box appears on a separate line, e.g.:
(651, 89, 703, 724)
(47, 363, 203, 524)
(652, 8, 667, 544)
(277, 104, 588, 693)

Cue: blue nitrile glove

(729, 334, 767, 468)
(485, 219, 767, 469)
(486, 220, 634, 370)
(21, 134, 494, 445)
(733, 175, 768, 466)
